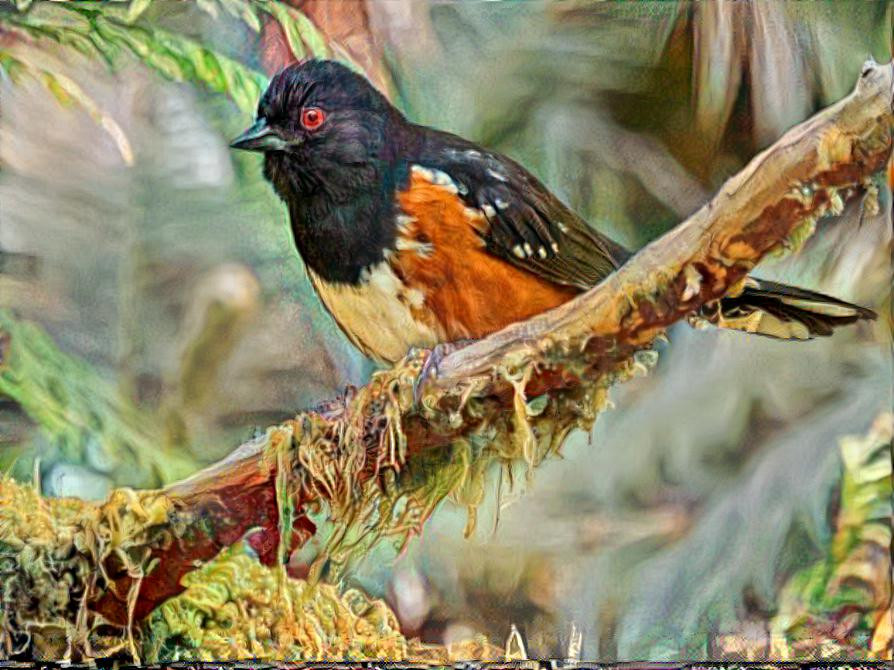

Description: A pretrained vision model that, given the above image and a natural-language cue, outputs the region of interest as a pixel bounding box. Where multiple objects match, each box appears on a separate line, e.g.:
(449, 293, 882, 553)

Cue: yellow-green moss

(0, 476, 176, 662)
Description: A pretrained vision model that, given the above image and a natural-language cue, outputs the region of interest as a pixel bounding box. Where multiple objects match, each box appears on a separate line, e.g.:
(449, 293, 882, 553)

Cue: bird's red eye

(301, 107, 325, 130)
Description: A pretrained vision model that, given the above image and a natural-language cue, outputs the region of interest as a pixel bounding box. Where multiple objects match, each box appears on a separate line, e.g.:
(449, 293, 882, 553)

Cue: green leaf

(216, 0, 262, 32)
(0, 52, 27, 82)
(125, 0, 153, 24)
(40, 71, 74, 107)
(147, 27, 266, 114)
(238, 1, 261, 32)
(287, 6, 329, 59)
(0, 1, 341, 117)
(260, 1, 332, 61)
(260, 1, 306, 61)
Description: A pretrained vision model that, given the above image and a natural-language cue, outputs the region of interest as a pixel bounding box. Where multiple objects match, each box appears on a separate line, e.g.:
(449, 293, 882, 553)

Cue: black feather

(712, 279, 876, 339)
(408, 125, 630, 289)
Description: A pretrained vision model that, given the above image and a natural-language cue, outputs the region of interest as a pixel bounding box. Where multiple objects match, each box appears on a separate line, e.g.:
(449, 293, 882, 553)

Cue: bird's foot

(413, 339, 472, 407)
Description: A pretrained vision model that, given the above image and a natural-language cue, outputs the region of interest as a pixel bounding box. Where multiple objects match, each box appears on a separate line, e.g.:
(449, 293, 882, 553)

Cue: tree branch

(8, 61, 892, 633)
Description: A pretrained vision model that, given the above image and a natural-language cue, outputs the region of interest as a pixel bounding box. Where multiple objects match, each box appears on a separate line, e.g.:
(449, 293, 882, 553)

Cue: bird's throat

(265, 151, 406, 285)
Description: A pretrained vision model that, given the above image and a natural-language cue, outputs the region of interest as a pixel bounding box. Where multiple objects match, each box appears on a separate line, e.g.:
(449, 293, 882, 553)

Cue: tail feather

(694, 278, 876, 340)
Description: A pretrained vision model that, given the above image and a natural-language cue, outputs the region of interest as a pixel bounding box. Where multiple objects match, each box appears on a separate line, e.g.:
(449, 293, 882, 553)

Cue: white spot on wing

(410, 164, 435, 181)
(411, 164, 458, 193)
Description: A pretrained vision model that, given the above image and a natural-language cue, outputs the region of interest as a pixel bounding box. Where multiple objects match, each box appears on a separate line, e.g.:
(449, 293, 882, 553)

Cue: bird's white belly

(307, 262, 441, 363)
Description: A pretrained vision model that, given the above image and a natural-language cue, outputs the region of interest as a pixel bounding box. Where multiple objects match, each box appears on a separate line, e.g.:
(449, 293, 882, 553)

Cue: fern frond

(1, 0, 350, 116)
(3, 3, 268, 115)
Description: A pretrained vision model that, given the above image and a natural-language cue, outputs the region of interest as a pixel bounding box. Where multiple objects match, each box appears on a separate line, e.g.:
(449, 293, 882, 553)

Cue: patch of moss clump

(143, 548, 501, 663)
(0, 476, 174, 662)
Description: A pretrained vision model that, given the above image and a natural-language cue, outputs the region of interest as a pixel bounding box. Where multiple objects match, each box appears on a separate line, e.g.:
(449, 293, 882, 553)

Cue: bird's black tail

(693, 278, 877, 340)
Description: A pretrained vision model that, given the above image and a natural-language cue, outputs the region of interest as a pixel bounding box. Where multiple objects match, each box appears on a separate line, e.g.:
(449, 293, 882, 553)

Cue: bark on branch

(10, 61, 893, 632)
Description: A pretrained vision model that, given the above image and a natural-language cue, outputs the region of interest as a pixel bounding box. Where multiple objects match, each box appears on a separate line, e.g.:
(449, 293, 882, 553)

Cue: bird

(230, 59, 876, 367)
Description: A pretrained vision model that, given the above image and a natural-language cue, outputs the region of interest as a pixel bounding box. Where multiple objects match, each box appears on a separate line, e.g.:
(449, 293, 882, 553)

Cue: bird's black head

(231, 59, 402, 202)
(231, 60, 409, 284)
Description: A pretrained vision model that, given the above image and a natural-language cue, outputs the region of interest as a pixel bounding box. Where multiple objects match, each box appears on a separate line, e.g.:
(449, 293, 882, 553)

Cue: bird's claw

(413, 343, 448, 407)
(413, 340, 471, 407)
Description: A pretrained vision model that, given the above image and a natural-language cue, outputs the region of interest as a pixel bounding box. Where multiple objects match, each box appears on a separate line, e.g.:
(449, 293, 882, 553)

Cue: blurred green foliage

(770, 414, 893, 658)
(0, 310, 196, 490)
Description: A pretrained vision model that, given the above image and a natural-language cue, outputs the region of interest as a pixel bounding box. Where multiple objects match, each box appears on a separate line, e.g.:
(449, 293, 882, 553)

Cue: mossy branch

(4, 61, 893, 643)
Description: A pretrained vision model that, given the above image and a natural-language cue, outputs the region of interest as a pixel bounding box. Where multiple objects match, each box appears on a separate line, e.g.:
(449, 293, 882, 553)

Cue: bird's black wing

(412, 126, 631, 290)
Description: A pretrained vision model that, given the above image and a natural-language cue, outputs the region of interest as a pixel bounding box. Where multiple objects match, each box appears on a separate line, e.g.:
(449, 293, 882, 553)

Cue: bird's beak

(229, 118, 287, 152)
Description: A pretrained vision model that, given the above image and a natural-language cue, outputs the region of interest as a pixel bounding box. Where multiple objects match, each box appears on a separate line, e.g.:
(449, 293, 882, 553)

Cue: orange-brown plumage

(392, 170, 579, 341)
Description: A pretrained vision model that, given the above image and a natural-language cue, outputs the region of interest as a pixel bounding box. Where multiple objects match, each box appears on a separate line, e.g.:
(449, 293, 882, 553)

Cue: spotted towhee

(231, 60, 875, 365)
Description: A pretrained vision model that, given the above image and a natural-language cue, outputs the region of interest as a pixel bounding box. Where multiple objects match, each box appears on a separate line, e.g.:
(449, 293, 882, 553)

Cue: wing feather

(411, 127, 630, 290)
